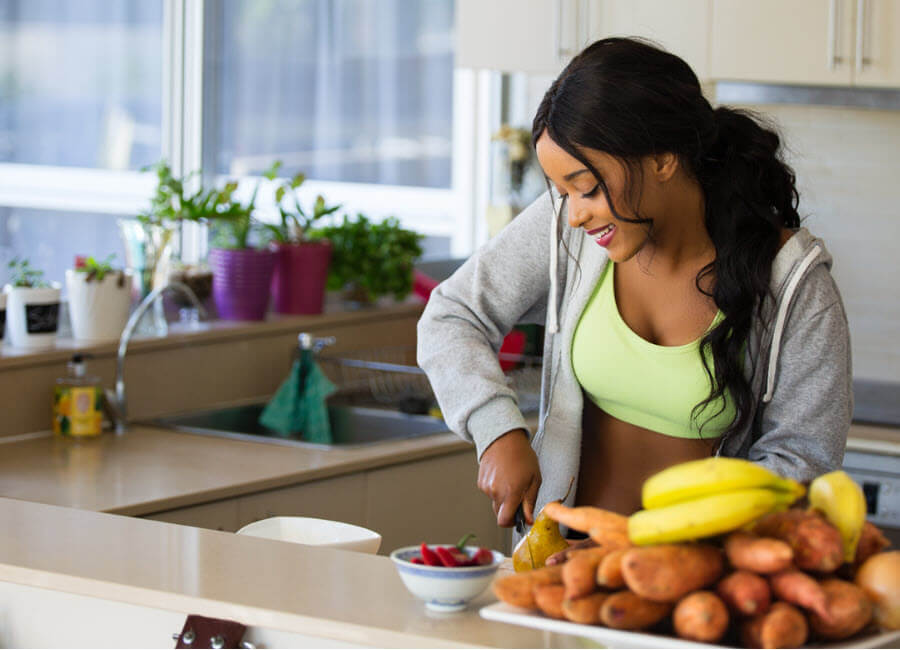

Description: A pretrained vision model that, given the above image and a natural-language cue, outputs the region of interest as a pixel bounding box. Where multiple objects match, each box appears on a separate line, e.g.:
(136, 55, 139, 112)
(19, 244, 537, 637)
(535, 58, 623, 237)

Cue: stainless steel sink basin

(149, 402, 450, 448)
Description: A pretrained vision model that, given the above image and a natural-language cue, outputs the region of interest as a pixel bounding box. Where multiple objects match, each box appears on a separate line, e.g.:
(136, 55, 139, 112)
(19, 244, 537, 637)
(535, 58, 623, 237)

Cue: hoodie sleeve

(748, 265, 853, 481)
(417, 192, 555, 459)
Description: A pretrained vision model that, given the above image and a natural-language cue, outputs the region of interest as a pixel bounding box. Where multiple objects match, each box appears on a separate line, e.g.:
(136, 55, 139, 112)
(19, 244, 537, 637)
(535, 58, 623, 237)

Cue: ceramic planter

(65, 269, 133, 343)
(4, 284, 62, 349)
(209, 247, 277, 321)
(270, 241, 332, 315)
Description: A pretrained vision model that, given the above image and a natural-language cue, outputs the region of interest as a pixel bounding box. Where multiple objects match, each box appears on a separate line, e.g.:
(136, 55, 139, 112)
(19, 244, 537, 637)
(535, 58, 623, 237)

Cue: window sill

(0, 299, 425, 371)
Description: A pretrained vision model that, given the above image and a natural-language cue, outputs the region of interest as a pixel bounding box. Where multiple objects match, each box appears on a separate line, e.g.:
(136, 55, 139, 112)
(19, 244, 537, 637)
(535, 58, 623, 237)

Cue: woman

(417, 38, 851, 532)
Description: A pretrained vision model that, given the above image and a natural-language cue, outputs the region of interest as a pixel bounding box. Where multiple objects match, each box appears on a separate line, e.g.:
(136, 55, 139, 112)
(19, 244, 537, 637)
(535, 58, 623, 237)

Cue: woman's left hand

(545, 538, 597, 565)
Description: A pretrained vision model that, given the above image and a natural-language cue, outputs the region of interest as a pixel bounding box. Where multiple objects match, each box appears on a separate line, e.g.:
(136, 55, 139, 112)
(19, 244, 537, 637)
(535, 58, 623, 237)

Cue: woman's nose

(567, 202, 591, 229)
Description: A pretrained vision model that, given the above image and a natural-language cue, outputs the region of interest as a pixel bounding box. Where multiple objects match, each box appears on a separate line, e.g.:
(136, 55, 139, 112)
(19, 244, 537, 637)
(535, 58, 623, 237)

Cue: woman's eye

(582, 183, 600, 199)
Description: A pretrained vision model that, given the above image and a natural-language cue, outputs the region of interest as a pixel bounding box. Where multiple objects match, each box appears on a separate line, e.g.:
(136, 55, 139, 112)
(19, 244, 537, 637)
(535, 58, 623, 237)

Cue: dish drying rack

(310, 339, 542, 416)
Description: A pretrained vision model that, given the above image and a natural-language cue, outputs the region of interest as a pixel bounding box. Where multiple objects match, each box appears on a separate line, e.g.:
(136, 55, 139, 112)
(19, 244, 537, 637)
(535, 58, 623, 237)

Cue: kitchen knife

(513, 504, 528, 536)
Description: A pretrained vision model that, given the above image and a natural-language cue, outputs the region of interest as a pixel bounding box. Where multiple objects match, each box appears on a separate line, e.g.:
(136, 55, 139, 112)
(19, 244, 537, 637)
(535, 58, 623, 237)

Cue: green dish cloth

(259, 349, 337, 443)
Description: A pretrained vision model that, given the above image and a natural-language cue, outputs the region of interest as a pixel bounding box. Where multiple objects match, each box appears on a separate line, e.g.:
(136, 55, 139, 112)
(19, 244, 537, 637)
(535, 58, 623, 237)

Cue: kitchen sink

(149, 402, 450, 449)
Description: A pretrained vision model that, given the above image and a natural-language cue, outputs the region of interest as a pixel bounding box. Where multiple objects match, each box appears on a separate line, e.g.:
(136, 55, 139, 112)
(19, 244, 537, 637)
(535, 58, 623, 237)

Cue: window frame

(0, 0, 487, 264)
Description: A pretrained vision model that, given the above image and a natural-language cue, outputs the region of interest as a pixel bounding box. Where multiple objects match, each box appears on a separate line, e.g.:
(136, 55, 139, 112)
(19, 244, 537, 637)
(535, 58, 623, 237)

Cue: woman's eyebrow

(563, 169, 590, 181)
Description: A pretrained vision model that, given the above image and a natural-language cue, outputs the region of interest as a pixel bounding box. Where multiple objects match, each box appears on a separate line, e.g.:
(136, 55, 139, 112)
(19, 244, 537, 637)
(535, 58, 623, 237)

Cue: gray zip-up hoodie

(417, 192, 852, 514)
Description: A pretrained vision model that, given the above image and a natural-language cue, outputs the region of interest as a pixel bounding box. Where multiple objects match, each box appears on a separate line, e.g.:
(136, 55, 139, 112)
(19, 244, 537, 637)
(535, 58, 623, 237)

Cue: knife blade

(513, 504, 528, 536)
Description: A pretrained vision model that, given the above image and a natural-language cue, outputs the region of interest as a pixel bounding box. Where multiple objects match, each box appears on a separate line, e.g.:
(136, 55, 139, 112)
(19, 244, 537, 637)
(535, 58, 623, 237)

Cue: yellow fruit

(809, 470, 867, 563)
(512, 507, 569, 572)
(628, 487, 799, 546)
(642, 457, 805, 510)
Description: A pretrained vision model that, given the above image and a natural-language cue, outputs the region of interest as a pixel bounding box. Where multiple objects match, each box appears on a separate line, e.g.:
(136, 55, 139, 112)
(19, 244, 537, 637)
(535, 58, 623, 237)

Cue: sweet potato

(492, 564, 563, 609)
(716, 570, 771, 617)
(752, 509, 843, 573)
(598, 590, 673, 630)
(854, 521, 891, 567)
(769, 569, 831, 621)
(562, 546, 611, 599)
(724, 531, 793, 574)
(596, 548, 627, 589)
(741, 602, 809, 649)
(621, 544, 724, 603)
(561, 591, 609, 625)
(533, 584, 566, 620)
(672, 591, 730, 643)
(809, 578, 874, 641)
(542, 502, 629, 534)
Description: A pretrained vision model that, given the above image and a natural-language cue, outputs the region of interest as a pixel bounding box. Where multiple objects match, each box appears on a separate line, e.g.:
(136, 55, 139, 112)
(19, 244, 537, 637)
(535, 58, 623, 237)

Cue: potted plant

(311, 214, 424, 308)
(262, 162, 341, 315)
(207, 165, 279, 321)
(4, 258, 62, 349)
(65, 254, 132, 343)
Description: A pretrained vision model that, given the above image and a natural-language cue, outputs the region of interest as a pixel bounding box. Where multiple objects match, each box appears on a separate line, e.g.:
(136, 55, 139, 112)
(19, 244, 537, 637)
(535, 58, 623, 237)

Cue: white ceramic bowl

(390, 545, 505, 612)
(236, 516, 381, 554)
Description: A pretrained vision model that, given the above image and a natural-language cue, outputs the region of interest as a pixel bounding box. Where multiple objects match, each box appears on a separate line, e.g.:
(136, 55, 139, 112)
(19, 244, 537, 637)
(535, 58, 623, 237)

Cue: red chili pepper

(419, 542, 441, 566)
(435, 546, 461, 567)
(472, 547, 494, 565)
(410, 556, 424, 564)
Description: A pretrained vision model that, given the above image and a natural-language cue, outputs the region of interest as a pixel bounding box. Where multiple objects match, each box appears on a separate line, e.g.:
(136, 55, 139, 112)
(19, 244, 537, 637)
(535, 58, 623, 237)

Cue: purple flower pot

(209, 247, 277, 321)
(271, 241, 332, 315)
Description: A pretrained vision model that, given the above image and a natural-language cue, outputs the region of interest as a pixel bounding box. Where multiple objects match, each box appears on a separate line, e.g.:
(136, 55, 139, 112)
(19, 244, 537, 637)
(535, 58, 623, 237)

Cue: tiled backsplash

(746, 104, 900, 383)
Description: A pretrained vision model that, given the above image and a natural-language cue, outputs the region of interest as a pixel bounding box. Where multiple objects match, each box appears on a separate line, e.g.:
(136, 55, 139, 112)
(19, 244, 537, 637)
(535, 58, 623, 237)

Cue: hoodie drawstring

(762, 245, 821, 403)
(547, 207, 560, 334)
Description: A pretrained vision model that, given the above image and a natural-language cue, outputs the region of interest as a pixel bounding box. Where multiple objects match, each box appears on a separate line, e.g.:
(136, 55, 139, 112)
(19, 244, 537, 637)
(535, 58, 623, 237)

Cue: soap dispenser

(53, 354, 103, 437)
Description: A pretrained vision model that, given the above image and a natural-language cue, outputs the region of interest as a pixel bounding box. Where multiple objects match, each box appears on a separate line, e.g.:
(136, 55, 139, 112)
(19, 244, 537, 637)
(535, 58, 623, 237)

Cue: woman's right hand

(477, 429, 542, 528)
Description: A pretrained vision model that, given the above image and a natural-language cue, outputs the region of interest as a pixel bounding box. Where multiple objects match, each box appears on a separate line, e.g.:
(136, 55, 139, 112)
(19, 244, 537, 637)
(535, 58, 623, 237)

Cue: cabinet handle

(828, 0, 844, 69)
(855, 0, 872, 71)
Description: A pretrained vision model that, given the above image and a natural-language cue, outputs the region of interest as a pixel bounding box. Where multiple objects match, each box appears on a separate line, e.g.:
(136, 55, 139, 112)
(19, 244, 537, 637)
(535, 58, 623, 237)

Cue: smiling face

(535, 130, 676, 263)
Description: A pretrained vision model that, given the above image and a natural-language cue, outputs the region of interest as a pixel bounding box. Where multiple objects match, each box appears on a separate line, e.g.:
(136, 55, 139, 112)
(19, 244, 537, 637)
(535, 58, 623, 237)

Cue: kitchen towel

(259, 348, 336, 443)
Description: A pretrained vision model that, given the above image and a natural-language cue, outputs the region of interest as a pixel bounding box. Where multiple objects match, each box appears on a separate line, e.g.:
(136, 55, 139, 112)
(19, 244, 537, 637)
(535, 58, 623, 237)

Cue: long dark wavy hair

(532, 37, 801, 438)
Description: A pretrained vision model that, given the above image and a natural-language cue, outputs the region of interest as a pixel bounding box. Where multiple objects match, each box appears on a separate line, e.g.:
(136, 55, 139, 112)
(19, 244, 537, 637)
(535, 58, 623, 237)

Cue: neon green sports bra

(571, 263, 735, 439)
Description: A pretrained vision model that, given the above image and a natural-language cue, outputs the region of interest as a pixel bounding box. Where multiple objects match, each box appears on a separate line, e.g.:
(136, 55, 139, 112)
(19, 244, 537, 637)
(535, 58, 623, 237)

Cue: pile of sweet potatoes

(492, 507, 893, 648)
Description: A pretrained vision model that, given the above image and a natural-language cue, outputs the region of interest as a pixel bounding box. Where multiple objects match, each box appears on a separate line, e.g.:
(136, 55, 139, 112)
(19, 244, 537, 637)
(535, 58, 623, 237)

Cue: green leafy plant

(74, 254, 126, 285)
(208, 162, 283, 250)
(262, 163, 342, 244)
(311, 214, 424, 302)
(138, 161, 235, 226)
(7, 257, 49, 288)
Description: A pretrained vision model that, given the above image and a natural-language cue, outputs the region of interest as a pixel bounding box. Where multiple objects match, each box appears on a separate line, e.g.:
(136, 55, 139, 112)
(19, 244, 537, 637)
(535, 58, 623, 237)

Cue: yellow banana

(641, 457, 805, 510)
(628, 487, 799, 546)
(808, 470, 867, 563)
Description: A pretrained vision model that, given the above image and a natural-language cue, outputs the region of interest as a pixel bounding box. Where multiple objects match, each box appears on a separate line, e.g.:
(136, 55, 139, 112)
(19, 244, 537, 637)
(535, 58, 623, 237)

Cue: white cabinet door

(711, 0, 855, 85)
(853, 0, 900, 86)
(456, 0, 582, 74)
(589, 0, 713, 80)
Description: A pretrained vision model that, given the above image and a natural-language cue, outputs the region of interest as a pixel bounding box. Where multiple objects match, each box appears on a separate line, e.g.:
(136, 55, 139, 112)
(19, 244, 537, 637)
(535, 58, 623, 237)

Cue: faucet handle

(297, 332, 336, 353)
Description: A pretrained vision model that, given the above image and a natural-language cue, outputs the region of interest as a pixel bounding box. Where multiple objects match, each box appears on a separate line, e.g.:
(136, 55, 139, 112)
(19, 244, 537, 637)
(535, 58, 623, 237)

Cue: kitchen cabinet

(142, 450, 509, 554)
(456, 0, 711, 80)
(711, 0, 900, 87)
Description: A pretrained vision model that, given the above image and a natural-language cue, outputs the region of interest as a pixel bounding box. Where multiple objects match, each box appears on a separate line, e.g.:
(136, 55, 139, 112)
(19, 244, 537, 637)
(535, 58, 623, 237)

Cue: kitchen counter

(0, 421, 894, 518)
(0, 496, 579, 648)
(0, 424, 471, 516)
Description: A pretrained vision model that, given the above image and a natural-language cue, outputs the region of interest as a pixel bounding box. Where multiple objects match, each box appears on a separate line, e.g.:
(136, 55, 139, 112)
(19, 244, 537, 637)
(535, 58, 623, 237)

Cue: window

(0, 0, 163, 170)
(0, 0, 474, 297)
(208, 0, 454, 188)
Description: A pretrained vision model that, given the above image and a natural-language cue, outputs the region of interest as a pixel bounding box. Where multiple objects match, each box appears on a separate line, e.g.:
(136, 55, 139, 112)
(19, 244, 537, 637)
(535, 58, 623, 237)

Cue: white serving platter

(480, 602, 900, 650)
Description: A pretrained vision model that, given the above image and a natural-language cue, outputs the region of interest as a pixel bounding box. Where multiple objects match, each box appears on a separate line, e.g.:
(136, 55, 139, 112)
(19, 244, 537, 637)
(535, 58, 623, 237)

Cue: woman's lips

(587, 224, 616, 247)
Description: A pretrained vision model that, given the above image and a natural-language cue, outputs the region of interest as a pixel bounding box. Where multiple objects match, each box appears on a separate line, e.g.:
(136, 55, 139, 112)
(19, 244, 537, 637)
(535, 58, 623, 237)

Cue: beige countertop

(0, 425, 471, 516)
(0, 496, 578, 648)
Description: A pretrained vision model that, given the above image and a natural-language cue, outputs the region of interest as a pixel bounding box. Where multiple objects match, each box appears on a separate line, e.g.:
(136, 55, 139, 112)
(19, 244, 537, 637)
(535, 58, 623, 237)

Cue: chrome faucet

(108, 281, 206, 433)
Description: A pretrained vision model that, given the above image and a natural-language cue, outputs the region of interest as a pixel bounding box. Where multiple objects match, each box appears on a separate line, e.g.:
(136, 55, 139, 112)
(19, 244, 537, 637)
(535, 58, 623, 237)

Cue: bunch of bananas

(628, 458, 806, 546)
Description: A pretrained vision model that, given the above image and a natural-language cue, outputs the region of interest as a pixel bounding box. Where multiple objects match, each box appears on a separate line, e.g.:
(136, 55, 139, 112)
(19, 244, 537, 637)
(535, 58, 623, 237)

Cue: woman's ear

(651, 152, 679, 182)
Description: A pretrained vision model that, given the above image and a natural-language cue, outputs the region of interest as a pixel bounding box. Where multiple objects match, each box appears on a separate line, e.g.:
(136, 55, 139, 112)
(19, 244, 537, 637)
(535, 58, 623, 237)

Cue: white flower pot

(4, 284, 62, 349)
(65, 269, 133, 343)
(0, 292, 6, 343)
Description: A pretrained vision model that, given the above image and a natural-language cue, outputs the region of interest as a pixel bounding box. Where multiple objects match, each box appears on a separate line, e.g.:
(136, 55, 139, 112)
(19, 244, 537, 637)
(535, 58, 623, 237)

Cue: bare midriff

(575, 397, 717, 515)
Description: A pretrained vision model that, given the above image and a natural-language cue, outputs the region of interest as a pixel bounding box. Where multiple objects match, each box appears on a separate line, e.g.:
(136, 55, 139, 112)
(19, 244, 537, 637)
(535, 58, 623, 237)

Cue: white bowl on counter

(236, 516, 381, 554)
(390, 545, 505, 612)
